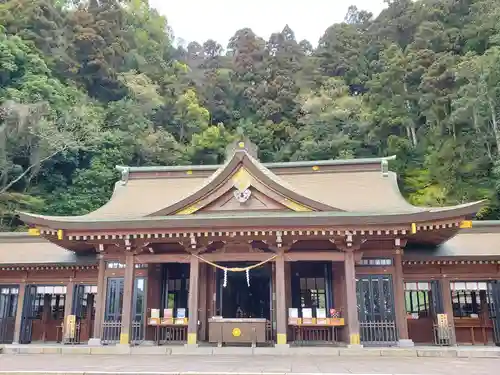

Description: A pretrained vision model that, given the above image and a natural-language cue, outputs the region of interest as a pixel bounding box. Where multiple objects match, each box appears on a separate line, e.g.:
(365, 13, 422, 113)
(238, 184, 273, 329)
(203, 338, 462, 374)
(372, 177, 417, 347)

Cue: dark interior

(218, 263, 271, 319)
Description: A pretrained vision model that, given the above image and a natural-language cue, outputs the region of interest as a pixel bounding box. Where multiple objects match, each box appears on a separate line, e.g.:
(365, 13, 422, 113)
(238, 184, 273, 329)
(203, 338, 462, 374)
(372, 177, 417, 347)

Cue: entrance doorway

(19, 285, 67, 343)
(357, 275, 397, 345)
(217, 263, 272, 319)
(0, 286, 18, 343)
(102, 277, 146, 345)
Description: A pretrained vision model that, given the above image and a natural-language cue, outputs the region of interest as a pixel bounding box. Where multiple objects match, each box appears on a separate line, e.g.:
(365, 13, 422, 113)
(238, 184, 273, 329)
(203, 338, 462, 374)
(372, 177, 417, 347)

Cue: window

(106, 262, 147, 269)
(356, 275, 395, 321)
(51, 294, 65, 320)
(33, 286, 67, 319)
(75, 285, 98, 320)
(36, 286, 67, 294)
(133, 278, 146, 322)
(0, 287, 18, 318)
(34, 293, 45, 319)
(405, 282, 431, 317)
(451, 281, 493, 318)
(359, 258, 393, 266)
(166, 278, 188, 310)
(299, 277, 326, 316)
(106, 262, 125, 269)
(105, 278, 124, 321)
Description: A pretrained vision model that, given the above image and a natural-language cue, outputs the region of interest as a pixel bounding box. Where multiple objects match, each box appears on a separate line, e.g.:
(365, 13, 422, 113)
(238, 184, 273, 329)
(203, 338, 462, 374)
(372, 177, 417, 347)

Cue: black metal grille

(101, 320, 121, 345)
(360, 320, 398, 346)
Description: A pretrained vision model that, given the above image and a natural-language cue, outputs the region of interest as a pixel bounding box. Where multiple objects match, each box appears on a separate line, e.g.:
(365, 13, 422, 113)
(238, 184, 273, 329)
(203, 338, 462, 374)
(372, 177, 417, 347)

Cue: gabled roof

(147, 146, 337, 215)
(18, 139, 483, 237)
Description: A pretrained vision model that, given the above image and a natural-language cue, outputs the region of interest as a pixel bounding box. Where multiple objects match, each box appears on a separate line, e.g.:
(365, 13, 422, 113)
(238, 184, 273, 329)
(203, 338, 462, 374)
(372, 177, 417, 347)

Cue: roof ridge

(115, 155, 397, 174)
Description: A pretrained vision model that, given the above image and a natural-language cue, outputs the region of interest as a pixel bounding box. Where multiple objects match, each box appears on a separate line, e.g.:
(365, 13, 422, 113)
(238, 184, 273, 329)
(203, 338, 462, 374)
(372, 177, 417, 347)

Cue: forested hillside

(1, 0, 500, 230)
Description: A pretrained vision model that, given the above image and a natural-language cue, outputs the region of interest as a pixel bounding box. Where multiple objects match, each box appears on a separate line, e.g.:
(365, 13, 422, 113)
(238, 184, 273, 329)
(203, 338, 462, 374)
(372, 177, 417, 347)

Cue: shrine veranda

(1, 138, 500, 348)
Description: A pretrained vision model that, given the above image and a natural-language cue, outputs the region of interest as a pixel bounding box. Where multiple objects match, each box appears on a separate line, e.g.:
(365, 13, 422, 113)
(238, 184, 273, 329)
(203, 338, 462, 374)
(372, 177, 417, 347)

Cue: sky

(148, 0, 388, 48)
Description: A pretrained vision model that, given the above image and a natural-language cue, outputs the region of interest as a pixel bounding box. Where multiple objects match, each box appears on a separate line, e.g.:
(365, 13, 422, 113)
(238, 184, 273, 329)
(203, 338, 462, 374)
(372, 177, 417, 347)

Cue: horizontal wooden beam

(134, 253, 190, 263)
(134, 251, 356, 263)
(285, 251, 345, 262)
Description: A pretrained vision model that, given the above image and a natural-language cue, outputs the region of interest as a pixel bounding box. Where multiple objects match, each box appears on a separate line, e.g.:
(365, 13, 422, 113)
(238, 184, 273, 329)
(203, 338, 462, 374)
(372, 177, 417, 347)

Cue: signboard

(64, 315, 76, 340)
(437, 313, 448, 328)
(288, 308, 299, 325)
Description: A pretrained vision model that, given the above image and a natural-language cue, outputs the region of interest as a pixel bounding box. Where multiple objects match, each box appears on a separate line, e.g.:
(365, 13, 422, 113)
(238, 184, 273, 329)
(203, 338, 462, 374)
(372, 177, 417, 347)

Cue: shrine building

(1, 138, 500, 348)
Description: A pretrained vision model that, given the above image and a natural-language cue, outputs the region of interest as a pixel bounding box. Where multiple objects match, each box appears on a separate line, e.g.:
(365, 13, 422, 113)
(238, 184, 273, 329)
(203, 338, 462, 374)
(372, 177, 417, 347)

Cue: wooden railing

(153, 325, 188, 345)
(289, 325, 339, 346)
(265, 320, 275, 344)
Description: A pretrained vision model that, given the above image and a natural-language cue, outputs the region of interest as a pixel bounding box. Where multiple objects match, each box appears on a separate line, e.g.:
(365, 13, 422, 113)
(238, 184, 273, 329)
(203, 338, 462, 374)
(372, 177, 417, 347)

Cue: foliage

(1, 0, 500, 230)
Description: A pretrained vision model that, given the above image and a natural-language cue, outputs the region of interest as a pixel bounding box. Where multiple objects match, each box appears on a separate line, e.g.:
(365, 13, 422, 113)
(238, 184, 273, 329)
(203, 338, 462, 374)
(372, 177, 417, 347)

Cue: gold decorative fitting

(459, 220, 472, 229)
(28, 228, 40, 236)
(312, 165, 319, 171)
(410, 223, 417, 234)
(277, 333, 287, 345)
(186, 170, 193, 175)
(282, 199, 312, 212)
(232, 327, 241, 337)
(176, 204, 199, 215)
(232, 168, 252, 192)
(57, 229, 64, 240)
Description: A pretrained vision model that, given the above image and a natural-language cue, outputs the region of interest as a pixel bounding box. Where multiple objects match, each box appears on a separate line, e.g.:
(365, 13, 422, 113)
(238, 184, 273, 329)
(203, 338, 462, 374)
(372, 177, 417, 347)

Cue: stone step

(1, 344, 500, 358)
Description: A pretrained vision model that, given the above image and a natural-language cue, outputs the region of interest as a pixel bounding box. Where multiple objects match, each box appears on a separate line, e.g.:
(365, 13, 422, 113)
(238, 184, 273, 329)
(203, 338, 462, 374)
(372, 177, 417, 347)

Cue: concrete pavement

(0, 354, 499, 375)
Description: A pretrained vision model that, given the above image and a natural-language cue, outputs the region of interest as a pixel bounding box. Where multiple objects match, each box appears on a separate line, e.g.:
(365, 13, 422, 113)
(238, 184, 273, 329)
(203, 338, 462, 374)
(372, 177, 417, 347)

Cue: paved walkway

(0, 354, 498, 374)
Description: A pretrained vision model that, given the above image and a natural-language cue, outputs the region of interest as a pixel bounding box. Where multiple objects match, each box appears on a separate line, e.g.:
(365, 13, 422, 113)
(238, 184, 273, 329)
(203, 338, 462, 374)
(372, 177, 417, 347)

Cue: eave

(20, 200, 482, 233)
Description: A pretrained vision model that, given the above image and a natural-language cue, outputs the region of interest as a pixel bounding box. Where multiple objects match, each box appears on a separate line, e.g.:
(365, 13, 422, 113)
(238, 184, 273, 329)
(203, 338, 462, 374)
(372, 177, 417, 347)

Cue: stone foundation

(1, 344, 500, 358)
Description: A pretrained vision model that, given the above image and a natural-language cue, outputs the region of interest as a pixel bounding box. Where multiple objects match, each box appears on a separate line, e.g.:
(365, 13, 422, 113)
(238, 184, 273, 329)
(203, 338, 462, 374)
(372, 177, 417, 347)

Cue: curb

(0, 373, 398, 375)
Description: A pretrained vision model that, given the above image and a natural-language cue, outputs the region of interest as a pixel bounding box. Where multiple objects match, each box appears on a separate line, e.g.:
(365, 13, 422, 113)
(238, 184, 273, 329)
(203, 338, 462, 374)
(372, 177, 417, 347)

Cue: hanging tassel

(246, 269, 250, 287)
(223, 268, 228, 287)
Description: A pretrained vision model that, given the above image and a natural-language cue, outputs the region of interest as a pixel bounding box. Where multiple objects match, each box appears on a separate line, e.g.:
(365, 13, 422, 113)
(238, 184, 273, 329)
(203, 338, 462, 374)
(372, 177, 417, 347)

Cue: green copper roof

(116, 155, 397, 173)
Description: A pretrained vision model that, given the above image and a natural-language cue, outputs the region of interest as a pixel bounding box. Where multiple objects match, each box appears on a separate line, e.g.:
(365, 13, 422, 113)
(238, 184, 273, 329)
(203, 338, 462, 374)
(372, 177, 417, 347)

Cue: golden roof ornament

(225, 133, 259, 160)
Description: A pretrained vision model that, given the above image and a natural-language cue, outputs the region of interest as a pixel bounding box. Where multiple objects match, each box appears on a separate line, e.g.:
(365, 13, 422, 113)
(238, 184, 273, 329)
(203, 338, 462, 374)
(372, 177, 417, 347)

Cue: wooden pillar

(394, 249, 413, 346)
(285, 262, 292, 311)
(275, 252, 287, 346)
(120, 252, 135, 345)
(198, 263, 208, 341)
(12, 282, 26, 344)
(41, 293, 51, 342)
(440, 278, 456, 345)
(63, 280, 75, 341)
(344, 250, 360, 346)
(89, 254, 105, 345)
(187, 254, 200, 345)
(146, 264, 161, 341)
